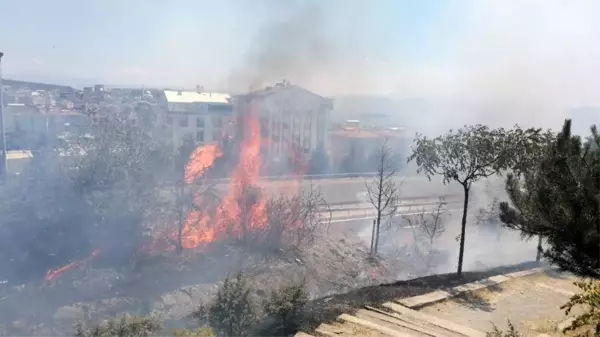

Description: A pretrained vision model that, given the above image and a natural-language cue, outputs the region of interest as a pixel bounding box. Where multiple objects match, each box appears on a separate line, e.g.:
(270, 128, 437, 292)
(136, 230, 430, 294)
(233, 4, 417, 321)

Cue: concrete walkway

(295, 267, 581, 337)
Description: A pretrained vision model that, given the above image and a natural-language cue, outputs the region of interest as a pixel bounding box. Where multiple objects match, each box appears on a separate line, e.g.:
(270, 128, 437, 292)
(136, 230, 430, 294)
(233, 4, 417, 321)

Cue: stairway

(296, 301, 485, 337)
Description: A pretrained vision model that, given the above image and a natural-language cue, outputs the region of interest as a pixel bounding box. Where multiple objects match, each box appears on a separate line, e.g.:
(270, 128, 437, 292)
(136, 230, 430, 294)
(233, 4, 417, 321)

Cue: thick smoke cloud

(227, 2, 338, 92)
(226, 1, 599, 131)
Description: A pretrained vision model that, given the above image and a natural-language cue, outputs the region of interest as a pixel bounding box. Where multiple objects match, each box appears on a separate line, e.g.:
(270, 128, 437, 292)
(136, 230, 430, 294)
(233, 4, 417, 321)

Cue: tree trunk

(176, 181, 185, 254)
(374, 216, 381, 254)
(536, 235, 543, 262)
(457, 185, 470, 277)
(370, 219, 377, 254)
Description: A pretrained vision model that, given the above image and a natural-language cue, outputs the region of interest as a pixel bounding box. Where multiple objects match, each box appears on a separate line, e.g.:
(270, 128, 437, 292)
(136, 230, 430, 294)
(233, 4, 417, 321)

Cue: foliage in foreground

(74, 315, 162, 337)
(263, 281, 310, 335)
(189, 273, 309, 336)
(486, 320, 523, 337)
(170, 327, 215, 337)
(73, 314, 218, 337)
(500, 120, 600, 278)
(561, 279, 600, 337)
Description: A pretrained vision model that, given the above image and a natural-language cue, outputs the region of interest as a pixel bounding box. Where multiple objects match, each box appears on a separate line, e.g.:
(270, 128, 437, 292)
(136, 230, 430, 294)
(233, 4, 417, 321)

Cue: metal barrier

(208, 171, 399, 183)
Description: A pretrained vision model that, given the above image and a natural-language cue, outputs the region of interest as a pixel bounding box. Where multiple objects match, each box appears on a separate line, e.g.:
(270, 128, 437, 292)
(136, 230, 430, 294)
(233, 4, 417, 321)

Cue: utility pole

(0, 51, 7, 181)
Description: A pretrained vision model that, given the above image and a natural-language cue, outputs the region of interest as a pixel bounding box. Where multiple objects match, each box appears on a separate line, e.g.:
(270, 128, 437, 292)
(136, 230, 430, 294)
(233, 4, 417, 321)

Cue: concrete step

(363, 306, 461, 337)
(315, 321, 387, 337)
(354, 308, 441, 336)
(337, 313, 417, 337)
(295, 332, 317, 337)
(381, 302, 486, 337)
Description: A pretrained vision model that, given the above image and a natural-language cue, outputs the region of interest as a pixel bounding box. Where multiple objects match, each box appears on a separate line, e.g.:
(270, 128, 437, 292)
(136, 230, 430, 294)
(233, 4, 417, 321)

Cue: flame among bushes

(45, 104, 326, 280)
(163, 103, 324, 252)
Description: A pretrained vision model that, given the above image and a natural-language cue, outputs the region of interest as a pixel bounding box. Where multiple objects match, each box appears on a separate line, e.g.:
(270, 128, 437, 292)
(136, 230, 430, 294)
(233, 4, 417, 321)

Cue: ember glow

(45, 249, 100, 281)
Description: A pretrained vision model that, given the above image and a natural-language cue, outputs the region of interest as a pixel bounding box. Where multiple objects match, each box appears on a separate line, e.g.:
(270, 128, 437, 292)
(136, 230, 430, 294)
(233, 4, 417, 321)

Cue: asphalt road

(210, 175, 464, 205)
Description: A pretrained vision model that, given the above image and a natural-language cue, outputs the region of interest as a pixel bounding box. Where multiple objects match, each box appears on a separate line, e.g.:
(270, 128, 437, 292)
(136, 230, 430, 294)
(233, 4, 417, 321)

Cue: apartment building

(235, 82, 333, 173)
(159, 89, 234, 149)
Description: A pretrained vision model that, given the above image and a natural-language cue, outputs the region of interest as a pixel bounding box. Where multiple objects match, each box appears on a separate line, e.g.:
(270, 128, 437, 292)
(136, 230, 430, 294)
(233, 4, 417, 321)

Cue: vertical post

(370, 219, 376, 254)
(374, 218, 381, 254)
(536, 235, 543, 262)
(0, 51, 7, 181)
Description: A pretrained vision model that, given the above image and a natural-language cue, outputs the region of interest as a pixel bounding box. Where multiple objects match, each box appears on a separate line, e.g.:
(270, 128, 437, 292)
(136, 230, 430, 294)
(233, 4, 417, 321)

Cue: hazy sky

(1, 0, 599, 111)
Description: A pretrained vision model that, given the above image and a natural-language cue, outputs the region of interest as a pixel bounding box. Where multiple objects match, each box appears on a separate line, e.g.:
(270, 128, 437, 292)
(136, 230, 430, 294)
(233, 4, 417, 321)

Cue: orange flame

(150, 101, 308, 252)
(179, 104, 267, 249)
(185, 144, 223, 184)
(45, 249, 100, 281)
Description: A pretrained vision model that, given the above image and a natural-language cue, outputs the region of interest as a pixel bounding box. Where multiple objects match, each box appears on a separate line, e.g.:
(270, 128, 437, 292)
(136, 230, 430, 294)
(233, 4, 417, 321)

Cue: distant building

(329, 122, 409, 173)
(4, 109, 89, 150)
(235, 81, 333, 174)
(159, 89, 234, 149)
(83, 87, 93, 101)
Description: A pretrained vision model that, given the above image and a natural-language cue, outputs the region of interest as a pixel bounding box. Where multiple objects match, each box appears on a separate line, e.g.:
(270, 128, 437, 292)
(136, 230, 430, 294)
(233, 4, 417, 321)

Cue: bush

(170, 327, 215, 337)
(263, 282, 309, 334)
(486, 321, 522, 337)
(561, 279, 600, 336)
(190, 272, 258, 337)
(74, 315, 162, 337)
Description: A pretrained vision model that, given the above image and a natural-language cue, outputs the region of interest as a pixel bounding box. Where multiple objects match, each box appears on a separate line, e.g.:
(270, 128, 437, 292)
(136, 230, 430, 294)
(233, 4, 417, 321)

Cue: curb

(397, 267, 550, 309)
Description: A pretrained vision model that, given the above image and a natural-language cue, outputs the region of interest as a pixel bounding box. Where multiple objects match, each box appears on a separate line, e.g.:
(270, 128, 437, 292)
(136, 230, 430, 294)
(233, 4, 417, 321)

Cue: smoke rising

(227, 2, 337, 92)
(358, 177, 539, 279)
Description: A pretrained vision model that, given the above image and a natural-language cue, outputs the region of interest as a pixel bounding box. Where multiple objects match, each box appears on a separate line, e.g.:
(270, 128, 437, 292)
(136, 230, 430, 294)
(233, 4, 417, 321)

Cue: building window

(196, 117, 205, 128)
(196, 130, 204, 142)
(212, 115, 222, 128)
(213, 129, 221, 141)
(178, 116, 188, 127)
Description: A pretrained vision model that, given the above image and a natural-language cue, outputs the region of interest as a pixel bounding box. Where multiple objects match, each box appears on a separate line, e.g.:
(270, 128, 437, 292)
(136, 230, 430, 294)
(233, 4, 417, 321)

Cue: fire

(179, 104, 268, 249)
(45, 249, 100, 281)
(184, 144, 223, 184)
(149, 101, 308, 252)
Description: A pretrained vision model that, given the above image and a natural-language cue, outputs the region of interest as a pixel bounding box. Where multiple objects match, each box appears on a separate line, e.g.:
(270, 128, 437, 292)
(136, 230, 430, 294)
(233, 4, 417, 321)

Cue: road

(209, 175, 464, 205)
(324, 202, 463, 239)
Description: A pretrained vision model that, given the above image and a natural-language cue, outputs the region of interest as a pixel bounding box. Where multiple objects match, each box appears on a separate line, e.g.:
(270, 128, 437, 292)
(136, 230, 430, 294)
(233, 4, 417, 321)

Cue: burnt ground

(0, 232, 539, 336)
(257, 260, 541, 335)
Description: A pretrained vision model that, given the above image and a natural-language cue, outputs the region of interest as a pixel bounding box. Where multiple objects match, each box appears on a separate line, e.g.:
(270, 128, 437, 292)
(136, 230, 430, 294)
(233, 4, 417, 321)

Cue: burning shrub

(262, 281, 309, 335)
(0, 115, 172, 283)
(190, 272, 258, 337)
(0, 148, 97, 283)
(235, 184, 330, 254)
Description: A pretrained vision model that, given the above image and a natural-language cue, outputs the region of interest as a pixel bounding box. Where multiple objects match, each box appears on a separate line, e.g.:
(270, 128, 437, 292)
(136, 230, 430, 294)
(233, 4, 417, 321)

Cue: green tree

(74, 315, 162, 337)
(408, 125, 548, 276)
(190, 273, 258, 337)
(262, 281, 309, 335)
(499, 120, 599, 278)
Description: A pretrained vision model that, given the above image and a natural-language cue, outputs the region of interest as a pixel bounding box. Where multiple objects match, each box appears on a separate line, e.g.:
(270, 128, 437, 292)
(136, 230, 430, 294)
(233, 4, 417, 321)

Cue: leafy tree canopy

(409, 124, 551, 187)
(500, 119, 599, 278)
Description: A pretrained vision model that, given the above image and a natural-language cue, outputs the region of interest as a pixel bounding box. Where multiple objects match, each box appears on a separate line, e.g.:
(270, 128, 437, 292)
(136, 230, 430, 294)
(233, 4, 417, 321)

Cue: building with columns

(235, 81, 333, 174)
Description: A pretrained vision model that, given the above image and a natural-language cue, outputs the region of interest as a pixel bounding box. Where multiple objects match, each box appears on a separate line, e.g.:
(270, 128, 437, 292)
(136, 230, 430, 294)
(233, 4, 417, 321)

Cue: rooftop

(164, 90, 231, 104)
(330, 127, 409, 139)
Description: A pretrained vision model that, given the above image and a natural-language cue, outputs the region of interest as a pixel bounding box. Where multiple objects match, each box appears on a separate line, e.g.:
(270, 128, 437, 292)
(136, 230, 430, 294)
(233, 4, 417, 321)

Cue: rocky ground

(0, 236, 391, 336)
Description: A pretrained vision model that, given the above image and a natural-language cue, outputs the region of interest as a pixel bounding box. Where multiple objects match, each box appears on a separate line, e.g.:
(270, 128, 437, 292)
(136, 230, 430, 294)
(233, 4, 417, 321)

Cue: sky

(1, 0, 599, 122)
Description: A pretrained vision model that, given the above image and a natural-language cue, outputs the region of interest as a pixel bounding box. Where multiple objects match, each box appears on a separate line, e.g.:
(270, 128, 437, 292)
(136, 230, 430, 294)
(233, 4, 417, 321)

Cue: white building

(160, 90, 234, 149)
(236, 82, 333, 171)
